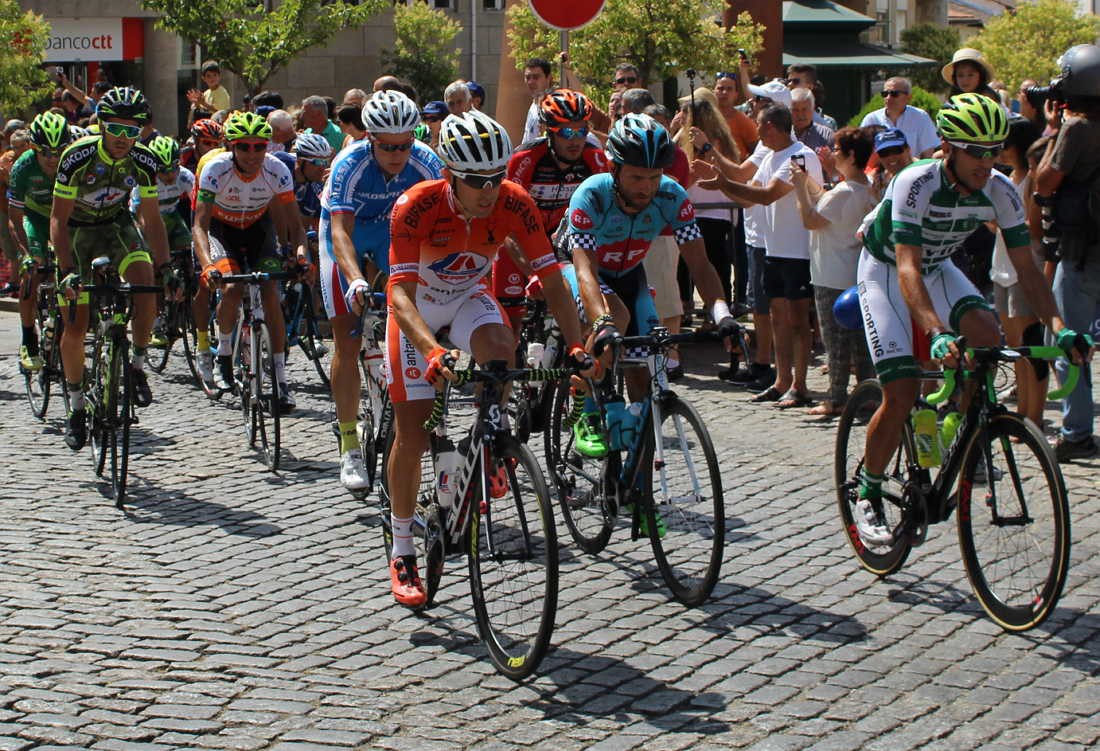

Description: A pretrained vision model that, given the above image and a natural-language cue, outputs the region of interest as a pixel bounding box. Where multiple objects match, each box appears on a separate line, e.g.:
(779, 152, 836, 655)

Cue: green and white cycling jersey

(861, 158, 1031, 275)
(53, 135, 159, 226)
(6, 149, 54, 220)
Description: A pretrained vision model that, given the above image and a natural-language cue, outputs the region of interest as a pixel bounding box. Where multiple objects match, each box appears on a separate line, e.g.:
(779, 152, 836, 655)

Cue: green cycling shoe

(572, 412, 609, 458)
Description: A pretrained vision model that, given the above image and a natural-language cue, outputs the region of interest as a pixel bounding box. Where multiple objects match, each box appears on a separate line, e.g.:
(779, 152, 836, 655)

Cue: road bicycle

(283, 276, 330, 388)
(20, 263, 69, 420)
(147, 247, 199, 380)
(546, 327, 726, 606)
(835, 344, 1079, 631)
(508, 296, 563, 445)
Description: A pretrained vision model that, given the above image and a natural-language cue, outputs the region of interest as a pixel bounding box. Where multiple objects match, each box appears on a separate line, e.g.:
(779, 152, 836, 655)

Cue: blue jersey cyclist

(318, 90, 444, 492)
(566, 114, 740, 456)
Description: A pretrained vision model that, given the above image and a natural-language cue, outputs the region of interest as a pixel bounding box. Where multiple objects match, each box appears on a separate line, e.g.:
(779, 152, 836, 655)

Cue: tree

(382, 0, 463, 103)
(970, 0, 1100, 92)
(848, 85, 943, 128)
(140, 0, 388, 96)
(506, 0, 763, 107)
(0, 0, 52, 117)
(899, 23, 959, 94)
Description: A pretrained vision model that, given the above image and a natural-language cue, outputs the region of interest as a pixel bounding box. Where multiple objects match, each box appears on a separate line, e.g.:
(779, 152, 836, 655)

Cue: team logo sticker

(405, 367, 421, 379)
(677, 199, 695, 222)
(428, 252, 487, 284)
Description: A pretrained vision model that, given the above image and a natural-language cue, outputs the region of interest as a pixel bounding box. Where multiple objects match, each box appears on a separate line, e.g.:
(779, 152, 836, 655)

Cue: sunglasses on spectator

(232, 141, 267, 152)
(302, 157, 331, 167)
(948, 141, 1004, 160)
(102, 121, 141, 139)
(549, 126, 589, 140)
(452, 170, 506, 190)
(374, 140, 414, 153)
(876, 146, 905, 158)
(614, 76, 637, 85)
(883, 90, 909, 97)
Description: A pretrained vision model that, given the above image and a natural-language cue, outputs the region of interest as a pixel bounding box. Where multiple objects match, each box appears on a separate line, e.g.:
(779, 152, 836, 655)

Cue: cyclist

(382, 110, 592, 607)
(287, 132, 333, 234)
(319, 90, 444, 492)
(7, 113, 71, 372)
(181, 118, 224, 173)
(564, 114, 740, 457)
(491, 88, 608, 334)
(852, 93, 1093, 546)
(51, 86, 171, 450)
(192, 111, 309, 414)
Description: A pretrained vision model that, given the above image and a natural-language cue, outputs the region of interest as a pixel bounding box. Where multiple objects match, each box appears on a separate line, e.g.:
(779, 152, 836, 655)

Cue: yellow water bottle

(941, 411, 963, 454)
(912, 408, 941, 468)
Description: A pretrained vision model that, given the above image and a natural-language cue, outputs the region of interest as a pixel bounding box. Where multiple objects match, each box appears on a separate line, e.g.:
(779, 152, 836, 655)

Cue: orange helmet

(539, 89, 593, 127)
(190, 118, 223, 142)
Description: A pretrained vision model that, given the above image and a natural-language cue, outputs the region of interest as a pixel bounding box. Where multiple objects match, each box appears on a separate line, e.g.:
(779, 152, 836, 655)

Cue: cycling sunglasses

(34, 146, 64, 158)
(374, 140, 414, 153)
(302, 157, 331, 167)
(453, 170, 506, 190)
(232, 141, 267, 152)
(948, 141, 1004, 160)
(102, 121, 141, 139)
(549, 126, 589, 140)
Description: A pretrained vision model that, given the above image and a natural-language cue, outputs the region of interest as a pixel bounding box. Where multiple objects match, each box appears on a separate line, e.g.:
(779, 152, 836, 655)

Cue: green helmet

(148, 135, 181, 169)
(936, 93, 1008, 144)
(96, 86, 151, 123)
(224, 111, 272, 142)
(29, 111, 73, 150)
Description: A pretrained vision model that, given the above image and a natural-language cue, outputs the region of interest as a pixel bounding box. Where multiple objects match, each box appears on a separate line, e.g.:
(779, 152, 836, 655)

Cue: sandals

(750, 386, 783, 403)
(808, 400, 844, 417)
(776, 389, 813, 409)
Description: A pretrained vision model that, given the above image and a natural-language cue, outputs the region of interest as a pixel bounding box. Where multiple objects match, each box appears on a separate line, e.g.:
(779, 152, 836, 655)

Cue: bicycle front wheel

(469, 437, 558, 681)
(147, 305, 172, 374)
(23, 306, 51, 419)
(254, 323, 281, 471)
(111, 345, 132, 506)
(956, 412, 1070, 631)
(89, 335, 114, 477)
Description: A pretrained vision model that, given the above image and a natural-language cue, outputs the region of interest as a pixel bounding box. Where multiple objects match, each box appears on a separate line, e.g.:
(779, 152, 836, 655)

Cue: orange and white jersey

(388, 179, 558, 306)
(195, 151, 295, 229)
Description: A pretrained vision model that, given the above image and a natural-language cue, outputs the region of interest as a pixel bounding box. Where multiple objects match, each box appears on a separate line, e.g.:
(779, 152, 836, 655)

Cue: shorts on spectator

(746, 245, 770, 314)
(764, 256, 812, 301)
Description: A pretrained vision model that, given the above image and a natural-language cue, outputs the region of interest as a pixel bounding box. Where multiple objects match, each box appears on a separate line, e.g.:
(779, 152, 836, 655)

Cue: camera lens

(1024, 85, 1052, 110)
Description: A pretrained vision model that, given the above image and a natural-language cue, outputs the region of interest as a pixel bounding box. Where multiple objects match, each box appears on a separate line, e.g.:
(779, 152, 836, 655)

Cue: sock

(391, 514, 415, 559)
(218, 332, 233, 355)
(274, 351, 287, 385)
(858, 468, 884, 500)
(197, 330, 210, 351)
(68, 382, 85, 411)
(22, 325, 37, 352)
(338, 421, 358, 454)
(131, 347, 146, 370)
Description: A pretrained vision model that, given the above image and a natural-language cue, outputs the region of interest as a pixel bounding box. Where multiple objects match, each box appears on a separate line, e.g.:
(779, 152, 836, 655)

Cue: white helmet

(437, 110, 512, 173)
(361, 90, 420, 134)
(69, 125, 90, 140)
(293, 132, 333, 159)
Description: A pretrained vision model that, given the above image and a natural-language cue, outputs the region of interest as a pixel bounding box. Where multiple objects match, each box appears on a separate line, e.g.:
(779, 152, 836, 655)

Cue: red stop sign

(528, 0, 606, 30)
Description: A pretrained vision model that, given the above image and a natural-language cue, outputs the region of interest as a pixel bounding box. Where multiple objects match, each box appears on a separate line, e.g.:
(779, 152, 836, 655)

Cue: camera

(1023, 84, 1054, 112)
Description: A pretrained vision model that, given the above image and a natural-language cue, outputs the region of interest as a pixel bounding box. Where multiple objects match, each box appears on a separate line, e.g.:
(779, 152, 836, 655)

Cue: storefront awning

(783, 39, 938, 69)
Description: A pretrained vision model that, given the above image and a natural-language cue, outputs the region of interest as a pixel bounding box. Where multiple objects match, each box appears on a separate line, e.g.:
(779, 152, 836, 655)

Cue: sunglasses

(374, 140, 414, 153)
(453, 170, 506, 190)
(550, 126, 589, 140)
(883, 90, 909, 98)
(302, 157, 330, 167)
(103, 121, 141, 139)
(232, 141, 267, 152)
(948, 141, 1004, 160)
(34, 146, 63, 158)
(614, 76, 638, 85)
(876, 146, 905, 158)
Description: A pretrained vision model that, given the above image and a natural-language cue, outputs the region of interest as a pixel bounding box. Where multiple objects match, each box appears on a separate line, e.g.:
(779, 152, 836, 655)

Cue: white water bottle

(526, 341, 545, 368)
(434, 439, 460, 509)
(541, 327, 561, 368)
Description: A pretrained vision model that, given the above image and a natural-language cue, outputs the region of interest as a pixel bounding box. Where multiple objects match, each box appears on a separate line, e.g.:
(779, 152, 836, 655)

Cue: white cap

(747, 79, 792, 109)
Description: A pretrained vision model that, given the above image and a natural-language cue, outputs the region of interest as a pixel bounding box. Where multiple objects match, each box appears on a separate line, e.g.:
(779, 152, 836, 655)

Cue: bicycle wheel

(545, 380, 614, 554)
(297, 297, 331, 388)
(147, 304, 172, 374)
(23, 304, 51, 419)
(111, 342, 133, 506)
(643, 397, 725, 606)
(253, 322, 281, 471)
(234, 322, 254, 442)
(835, 380, 914, 576)
(358, 366, 391, 492)
(468, 436, 558, 681)
(89, 335, 114, 477)
(956, 412, 1070, 631)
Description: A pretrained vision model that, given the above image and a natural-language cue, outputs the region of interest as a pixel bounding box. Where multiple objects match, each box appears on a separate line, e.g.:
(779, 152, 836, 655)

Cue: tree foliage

(899, 23, 959, 94)
(970, 0, 1100, 92)
(382, 1, 463, 103)
(506, 0, 764, 107)
(140, 0, 388, 96)
(0, 0, 52, 117)
(847, 85, 943, 128)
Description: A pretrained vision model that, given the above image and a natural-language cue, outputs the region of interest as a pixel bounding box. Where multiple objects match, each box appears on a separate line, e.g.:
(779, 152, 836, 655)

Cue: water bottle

(434, 437, 460, 509)
(42, 317, 55, 356)
(912, 407, 941, 468)
(541, 326, 560, 368)
(526, 341, 545, 368)
(941, 410, 963, 454)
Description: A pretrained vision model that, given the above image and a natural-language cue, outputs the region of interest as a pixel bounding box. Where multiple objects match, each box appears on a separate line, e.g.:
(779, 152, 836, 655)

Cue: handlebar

(219, 271, 296, 284)
(925, 345, 1081, 406)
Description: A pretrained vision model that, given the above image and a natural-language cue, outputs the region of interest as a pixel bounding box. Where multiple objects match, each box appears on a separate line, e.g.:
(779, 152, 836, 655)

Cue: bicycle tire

(194, 300, 221, 398)
(956, 411, 1070, 631)
(254, 322, 280, 471)
(298, 298, 331, 388)
(358, 364, 391, 493)
(147, 304, 172, 374)
(178, 301, 202, 385)
(234, 320, 254, 444)
(89, 334, 112, 477)
(545, 380, 614, 555)
(112, 342, 132, 506)
(468, 436, 558, 681)
(24, 303, 52, 419)
(644, 396, 725, 606)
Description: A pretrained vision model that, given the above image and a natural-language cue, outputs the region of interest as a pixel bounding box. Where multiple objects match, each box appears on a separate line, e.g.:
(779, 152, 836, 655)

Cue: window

(483, 0, 504, 8)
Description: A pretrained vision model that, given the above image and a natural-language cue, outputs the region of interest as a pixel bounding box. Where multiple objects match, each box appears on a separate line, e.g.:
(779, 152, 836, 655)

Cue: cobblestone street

(0, 309, 1098, 750)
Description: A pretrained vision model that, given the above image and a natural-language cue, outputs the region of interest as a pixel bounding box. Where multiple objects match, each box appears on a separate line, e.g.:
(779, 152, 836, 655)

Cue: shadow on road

(121, 482, 284, 538)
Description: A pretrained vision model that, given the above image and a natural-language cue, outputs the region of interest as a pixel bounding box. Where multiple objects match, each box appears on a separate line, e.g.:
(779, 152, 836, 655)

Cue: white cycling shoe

(854, 499, 894, 547)
(340, 449, 371, 492)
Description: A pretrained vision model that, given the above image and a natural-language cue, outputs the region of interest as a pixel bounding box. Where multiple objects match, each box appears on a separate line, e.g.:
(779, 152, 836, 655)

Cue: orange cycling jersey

(388, 179, 558, 305)
(195, 151, 295, 229)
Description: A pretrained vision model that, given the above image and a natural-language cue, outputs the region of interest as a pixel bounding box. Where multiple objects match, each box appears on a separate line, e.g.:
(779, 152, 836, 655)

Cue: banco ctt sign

(44, 18, 144, 62)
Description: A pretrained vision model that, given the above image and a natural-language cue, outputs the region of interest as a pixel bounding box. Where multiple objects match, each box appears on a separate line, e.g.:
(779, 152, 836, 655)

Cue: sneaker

(19, 345, 43, 372)
(197, 350, 214, 383)
(1054, 435, 1098, 462)
(215, 355, 233, 391)
(340, 449, 371, 492)
(572, 413, 609, 458)
(854, 499, 893, 547)
(131, 368, 152, 407)
(65, 409, 87, 451)
(277, 382, 296, 415)
(389, 555, 427, 608)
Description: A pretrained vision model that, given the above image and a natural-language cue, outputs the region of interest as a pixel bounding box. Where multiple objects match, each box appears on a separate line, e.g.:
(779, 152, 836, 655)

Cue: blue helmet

(833, 286, 863, 331)
(605, 114, 674, 169)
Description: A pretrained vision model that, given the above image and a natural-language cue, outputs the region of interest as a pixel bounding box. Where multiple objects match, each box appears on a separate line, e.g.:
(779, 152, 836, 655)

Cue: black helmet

(96, 86, 151, 123)
(604, 114, 674, 169)
(1054, 44, 1100, 99)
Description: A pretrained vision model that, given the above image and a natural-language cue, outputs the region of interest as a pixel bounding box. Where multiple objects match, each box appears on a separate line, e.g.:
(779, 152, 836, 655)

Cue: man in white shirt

(522, 58, 553, 143)
(859, 77, 939, 158)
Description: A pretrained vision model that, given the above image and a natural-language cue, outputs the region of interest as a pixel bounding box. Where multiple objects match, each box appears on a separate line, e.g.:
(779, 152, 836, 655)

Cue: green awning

(784, 39, 938, 69)
(783, 0, 876, 31)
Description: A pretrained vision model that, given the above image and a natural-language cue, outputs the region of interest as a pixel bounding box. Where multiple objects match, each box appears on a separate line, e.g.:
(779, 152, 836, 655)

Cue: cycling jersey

(7, 150, 54, 219)
(862, 159, 1030, 275)
(196, 151, 295, 229)
(389, 179, 558, 306)
(53, 135, 159, 225)
(129, 167, 195, 215)
(565, 173, 702, 278)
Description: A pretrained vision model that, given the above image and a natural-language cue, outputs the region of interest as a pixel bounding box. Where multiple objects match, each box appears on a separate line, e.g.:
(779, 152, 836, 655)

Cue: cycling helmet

(413, 122, 430, 143)
(190, 118, 223, 142)
(539, 89, 593, 126)
(96, 86, 151, 123)
(293, 132, 333, 159)
(148, 136, 180, 169)
(29, 112, 72, 150)
(605, 114, 674, 168)
(832, 286, 863, 331)
(1054, 43, 1100, 99)
(437, 110, 512, 172)
(68, 125, 90, 140)
(936, 93, 1008, 144)
(361, 90, 420, 134)
(224, 111, 272, 142)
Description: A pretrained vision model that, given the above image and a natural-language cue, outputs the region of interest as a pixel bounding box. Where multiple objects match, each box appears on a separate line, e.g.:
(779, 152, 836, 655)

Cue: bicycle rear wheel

(23, 304, 52, 419)
(253, 322, 281, 470)
(111, 343, 132, 506)
(147, 304, 172, 373)
(468, 437, 558, 681)
(835, 379, 913, 577)
(297, 297, 331, 388)
(956, 412, 1070, 631)
(644, 397, 725, 606)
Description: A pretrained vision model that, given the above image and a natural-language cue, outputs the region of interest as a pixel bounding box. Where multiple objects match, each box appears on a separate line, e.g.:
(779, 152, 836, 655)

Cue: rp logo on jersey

(677, 199, 695, 223)
(428, 252, 487, 284)
(571, 208, 594, 230)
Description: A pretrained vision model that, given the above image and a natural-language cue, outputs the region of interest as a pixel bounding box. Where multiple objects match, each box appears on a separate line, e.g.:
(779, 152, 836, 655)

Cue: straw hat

(941, 48, 995, 86)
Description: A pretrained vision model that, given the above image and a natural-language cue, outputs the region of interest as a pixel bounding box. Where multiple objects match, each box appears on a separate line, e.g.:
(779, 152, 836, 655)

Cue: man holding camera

(1036, 44, 1100, 461)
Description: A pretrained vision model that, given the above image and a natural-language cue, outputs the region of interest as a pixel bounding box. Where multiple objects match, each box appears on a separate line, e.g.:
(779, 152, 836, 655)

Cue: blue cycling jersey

(565, 172, 702, 279)
(269, 151, 324, 220)
(319, 139, 443, 271)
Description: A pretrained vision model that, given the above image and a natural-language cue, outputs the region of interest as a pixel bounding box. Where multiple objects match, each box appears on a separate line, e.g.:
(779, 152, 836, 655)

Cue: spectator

(336, 104, 366, 149)
(301, 95, 343, 152)
(713, 71, 758, 159)
(791, 88, 834, 151)
(466, 80, 486, 110)
(0, 129, 32, 282)
(786, 63, 837, 129)
(522, 58, 554, 143)
(868, 128, 914, 201)
(621, 88, 655, 115)
(790, 126, 877, 415)
(138, 113, 161, 146)
(343, 88, 368, 108)
(421, 101, 447, 148)
(267, 109, 297, 153)
(1016, 80, 1052, 134)
(252, 90, 284, 110)
(187, 60, 232, 114)
(372, 75, 400, 92)
(444, 81, 472, 116)
(943, 48, 1001, 104)
(859, 77, 939, 159)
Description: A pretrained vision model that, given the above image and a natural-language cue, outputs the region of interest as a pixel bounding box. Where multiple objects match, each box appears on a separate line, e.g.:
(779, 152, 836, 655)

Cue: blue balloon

(833, 285, 863, 331)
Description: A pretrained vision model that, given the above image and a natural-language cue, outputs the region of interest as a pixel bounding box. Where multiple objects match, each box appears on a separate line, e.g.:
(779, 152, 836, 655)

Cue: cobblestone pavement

(0, 308, 1098, 751)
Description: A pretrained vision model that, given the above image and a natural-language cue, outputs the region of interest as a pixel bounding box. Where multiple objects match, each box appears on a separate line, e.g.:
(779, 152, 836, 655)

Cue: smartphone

(791, 154, 806, 170)
(737, 49, 748, 62)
